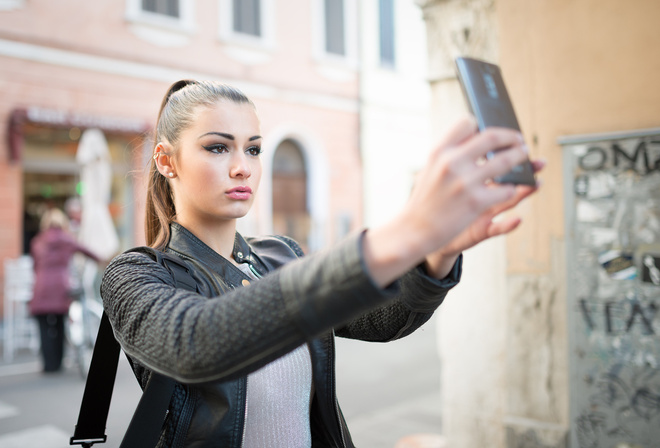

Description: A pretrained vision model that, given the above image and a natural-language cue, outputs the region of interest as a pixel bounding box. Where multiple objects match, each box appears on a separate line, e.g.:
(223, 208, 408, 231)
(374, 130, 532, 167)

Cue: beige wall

(499, 0, 660, 274)
(421, 0, 660, 447)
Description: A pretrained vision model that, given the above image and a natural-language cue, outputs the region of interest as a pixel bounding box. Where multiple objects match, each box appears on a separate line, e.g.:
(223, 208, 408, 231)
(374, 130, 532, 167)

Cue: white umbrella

(75, 128, 120, 302)
(76, 128, 119, 260)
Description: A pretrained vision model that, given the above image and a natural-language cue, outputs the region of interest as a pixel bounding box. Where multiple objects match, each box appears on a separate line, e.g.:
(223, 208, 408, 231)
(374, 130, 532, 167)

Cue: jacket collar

(167, 222, 252, 263)
(166, 222, 259, 287)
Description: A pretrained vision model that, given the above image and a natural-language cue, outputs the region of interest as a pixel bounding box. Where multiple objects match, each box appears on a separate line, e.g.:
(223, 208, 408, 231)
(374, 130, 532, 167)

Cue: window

(0, 0, 26, 11)
(378, 0, 395, 67)
(218, 0, 275, 54)
(233, 0, 261, 37)
(312, 0, 358, 71)
(126, 0, 195, 39)
(21, 124, 136, 253)
(142, 0, 180, 17)
(324, 0, 345, 56)
(272, 140, 310, 252)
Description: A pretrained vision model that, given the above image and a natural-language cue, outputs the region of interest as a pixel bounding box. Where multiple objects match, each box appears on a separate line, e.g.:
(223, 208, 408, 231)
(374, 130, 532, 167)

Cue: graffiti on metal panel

(579, 299, 657, 335)
(569, 134, 660, 447)
(575, 365, 660, 448)
(578, 139, 660, 175)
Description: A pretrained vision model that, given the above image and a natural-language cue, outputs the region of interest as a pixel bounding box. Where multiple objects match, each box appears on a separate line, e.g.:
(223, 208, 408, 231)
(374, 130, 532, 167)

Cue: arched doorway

(271, 139, 310, 252)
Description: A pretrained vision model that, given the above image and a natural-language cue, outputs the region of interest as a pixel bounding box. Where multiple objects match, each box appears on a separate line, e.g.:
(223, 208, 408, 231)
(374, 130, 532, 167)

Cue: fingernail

(522, 144, 529, 153)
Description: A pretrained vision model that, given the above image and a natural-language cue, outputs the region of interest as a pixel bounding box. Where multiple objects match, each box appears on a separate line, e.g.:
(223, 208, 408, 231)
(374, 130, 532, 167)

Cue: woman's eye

(203, 144, 228, 154)
(247, 146, 262, 156)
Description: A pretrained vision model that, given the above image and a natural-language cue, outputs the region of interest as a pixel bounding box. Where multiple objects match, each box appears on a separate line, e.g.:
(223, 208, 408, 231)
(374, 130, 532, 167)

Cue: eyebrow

(199, 132, 262, 141)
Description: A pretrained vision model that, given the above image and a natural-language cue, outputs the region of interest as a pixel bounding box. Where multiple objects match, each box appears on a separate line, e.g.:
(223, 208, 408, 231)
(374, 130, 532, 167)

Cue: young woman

(101, 80, 542, 447)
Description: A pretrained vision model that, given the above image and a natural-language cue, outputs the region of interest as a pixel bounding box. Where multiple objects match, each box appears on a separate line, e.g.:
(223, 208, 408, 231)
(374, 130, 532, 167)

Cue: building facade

(358, 0, 432, 229)
(418, 0, 660, 447)
(0, 0, 365, 315)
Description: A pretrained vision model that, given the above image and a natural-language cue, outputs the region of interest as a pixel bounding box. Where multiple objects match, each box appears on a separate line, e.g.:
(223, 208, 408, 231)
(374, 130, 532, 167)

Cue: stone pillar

(416, 1, 569, 447)
(417, 1, 506, 446)
(416, 0, 498, 145)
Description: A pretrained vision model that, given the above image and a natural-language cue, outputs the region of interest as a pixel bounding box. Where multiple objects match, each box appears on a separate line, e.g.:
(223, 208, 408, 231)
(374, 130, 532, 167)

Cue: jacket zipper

(240, 262, 260, 448)
(240, 376, 249, 448)
(173, 386, 196, 448)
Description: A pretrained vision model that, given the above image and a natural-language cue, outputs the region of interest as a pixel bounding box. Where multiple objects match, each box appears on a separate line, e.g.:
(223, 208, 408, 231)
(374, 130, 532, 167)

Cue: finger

(476, 183, 517, 211)
(530, 158, 546, 173)
(460, 127, 524, 162)
(476, 144, 529, 183)
(487, 216, 523, 238)
(436, 115, 479, 150)
(488, 185, 535, 216)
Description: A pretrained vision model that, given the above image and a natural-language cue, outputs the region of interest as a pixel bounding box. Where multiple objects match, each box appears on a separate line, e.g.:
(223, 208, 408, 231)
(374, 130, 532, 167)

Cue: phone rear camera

(483, 73, 499, 99)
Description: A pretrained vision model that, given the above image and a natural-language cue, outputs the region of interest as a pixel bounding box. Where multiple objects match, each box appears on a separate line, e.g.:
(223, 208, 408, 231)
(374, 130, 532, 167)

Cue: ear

(153, 142, 177, 179)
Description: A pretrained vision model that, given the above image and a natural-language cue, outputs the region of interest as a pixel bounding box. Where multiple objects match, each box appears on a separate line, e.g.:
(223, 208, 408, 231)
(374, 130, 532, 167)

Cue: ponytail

(144, 162, 176, 249)
(144, 80, 254, 249)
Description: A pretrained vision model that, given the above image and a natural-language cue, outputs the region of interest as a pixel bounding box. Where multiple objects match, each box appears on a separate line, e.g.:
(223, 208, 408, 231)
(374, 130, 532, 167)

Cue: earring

(153, 153, 159, 160)
(168, 172, 174, 178)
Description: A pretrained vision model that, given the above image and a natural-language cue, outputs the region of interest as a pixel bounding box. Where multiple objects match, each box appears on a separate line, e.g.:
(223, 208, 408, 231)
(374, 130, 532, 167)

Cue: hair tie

(164, 79, 198, 104)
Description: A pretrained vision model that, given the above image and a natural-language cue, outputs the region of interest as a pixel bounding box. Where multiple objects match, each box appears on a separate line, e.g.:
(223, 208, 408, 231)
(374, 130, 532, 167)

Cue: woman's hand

(423, 159, 545, 278)
(363, 116, 541, 287)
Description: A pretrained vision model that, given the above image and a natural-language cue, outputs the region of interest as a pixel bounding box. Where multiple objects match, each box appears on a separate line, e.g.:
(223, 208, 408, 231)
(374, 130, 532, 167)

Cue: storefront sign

(24, 107, 149, 134)
(7, 107, 150, 162)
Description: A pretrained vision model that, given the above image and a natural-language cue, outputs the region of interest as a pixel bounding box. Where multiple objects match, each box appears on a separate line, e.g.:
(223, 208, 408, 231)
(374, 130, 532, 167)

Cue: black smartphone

(455, 56, 536, 186)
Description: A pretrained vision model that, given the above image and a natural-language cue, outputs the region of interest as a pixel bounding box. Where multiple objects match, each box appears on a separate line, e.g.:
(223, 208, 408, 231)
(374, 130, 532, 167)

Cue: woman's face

(170, 100, 262, 225)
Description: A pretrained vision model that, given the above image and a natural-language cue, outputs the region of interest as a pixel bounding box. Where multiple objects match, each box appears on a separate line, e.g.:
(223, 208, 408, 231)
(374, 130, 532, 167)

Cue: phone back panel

(455, 56, 536, 186)
(455, 57, 521, 131)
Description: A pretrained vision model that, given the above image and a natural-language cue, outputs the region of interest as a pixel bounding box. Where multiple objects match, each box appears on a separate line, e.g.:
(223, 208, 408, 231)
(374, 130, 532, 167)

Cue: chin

(220, 207, 252, 220)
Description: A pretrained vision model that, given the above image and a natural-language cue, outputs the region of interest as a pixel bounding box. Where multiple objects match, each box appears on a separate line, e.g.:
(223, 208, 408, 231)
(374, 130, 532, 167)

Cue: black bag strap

(119, 372, 175, 448)
(71, 250, 200, 447)
(70, 312, 121, 447)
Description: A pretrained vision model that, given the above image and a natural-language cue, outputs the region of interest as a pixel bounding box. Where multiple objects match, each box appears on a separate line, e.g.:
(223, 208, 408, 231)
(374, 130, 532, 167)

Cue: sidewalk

(0, 314, 448, 448)
(348, 392, 447, 448)
(0, 349, 41, 378)
(335, 315, 447, 447)
(0, 348, 140, 448)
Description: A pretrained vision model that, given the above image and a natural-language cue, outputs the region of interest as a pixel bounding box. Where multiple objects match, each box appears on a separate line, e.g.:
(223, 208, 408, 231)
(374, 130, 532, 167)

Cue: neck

(173, 217, 237, 261)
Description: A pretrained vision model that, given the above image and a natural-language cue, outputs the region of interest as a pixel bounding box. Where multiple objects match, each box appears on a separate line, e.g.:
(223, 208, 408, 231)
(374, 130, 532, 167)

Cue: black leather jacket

(101, 223, 462, 447)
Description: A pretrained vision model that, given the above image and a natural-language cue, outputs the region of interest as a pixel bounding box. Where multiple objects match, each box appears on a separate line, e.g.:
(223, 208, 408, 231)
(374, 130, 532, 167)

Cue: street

(0, 315, 443, 448)
(0, 355, 140, 448)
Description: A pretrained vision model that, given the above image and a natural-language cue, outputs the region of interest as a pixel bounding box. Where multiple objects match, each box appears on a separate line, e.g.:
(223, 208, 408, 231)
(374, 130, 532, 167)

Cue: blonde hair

(145, 80, 255, 249)
(40, 208, 69, 231)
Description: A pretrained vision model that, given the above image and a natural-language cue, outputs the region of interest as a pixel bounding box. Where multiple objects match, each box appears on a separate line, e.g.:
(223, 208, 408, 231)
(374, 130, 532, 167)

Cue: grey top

(235, 263, 313, 448)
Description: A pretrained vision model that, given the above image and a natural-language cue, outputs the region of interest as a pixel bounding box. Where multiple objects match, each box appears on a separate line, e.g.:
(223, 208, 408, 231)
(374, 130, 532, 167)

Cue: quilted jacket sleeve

(102, 233, 393, 383)
(335, 257, 462, 342)
(277, 231, 462, 342)
(101, 232, 460, 384)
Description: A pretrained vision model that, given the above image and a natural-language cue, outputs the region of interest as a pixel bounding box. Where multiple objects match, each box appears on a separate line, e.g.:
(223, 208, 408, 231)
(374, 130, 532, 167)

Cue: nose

(230, 151, 251, 179)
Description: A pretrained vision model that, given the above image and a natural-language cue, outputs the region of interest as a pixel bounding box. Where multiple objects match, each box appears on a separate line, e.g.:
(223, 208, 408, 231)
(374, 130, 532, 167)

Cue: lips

(226, 186, 253, 200)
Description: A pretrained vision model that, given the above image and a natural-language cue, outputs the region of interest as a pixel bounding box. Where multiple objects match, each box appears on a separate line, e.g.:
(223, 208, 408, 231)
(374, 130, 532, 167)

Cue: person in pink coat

(29, 208, 100, 373)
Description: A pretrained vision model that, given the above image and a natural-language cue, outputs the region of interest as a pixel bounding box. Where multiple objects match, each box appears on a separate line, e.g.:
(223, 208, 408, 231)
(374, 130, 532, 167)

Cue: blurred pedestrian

(29, 208, 100, 373)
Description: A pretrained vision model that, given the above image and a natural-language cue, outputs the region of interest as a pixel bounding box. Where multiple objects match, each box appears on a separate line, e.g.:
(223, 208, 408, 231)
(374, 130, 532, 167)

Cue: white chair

(3, 255, 39, 362)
